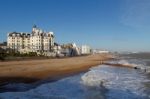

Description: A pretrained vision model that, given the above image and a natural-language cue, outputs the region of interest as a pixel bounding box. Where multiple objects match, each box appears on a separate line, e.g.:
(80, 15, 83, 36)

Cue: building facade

(7, 25, 54, 53)
(0, 42, 7, 50)
(92, 50, 109, 54)
(81, 45, 91, 54)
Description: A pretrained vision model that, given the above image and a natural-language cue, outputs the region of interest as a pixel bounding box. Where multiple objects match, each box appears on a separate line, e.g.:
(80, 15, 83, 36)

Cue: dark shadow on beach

(0, 76, 59, 93)
(0, 71, 86, 93)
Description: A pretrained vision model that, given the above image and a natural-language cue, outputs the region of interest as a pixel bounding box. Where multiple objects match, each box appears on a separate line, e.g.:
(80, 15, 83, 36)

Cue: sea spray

(0, 59, 150, 99)
(81, 66, 116, 87)
(81, 64, 150, 99)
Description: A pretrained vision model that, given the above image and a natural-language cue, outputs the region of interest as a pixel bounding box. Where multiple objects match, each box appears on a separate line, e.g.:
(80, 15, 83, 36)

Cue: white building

(7, 25, 54, 53)
(81, 45, 91, 54)
(93, 49, 109, 54)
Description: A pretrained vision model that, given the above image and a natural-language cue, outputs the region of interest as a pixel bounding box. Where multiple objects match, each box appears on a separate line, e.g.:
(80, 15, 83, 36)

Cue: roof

(33, 24, 37, 28)
(0, 42, 7, 46)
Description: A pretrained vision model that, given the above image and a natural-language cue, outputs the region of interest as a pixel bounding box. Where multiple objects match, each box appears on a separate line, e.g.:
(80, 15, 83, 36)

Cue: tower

(32, 25, 37, 33)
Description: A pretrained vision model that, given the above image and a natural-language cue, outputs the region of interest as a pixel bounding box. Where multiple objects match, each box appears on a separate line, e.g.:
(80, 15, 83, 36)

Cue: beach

(0, 53, 150, 98)
(0, 54, 112, 84)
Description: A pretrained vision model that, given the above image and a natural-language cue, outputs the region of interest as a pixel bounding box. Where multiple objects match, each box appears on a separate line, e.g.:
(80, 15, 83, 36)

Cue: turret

(32, 25, 37, 32)
(33, 24, 37, 28)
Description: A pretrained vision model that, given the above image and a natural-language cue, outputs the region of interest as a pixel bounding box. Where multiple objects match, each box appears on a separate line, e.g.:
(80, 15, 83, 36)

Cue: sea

(0, 52, 150, 99)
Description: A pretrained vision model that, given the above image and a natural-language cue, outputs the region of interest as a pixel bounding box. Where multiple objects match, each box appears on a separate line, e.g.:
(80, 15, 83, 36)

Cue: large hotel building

(7, 25, 54, 53)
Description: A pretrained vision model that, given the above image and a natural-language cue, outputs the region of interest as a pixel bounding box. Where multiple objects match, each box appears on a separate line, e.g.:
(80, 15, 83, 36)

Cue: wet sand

(0, 54, 112, 84)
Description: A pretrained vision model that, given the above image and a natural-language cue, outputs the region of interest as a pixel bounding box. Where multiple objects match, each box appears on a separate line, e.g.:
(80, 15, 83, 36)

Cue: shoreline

(0, 54, 112, 85)
(0, 54, 90, 62)
(103, 63, 135, 68)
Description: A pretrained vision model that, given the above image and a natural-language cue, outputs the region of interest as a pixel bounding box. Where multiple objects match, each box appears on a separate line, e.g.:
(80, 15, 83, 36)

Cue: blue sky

(0, 0, 150, 52)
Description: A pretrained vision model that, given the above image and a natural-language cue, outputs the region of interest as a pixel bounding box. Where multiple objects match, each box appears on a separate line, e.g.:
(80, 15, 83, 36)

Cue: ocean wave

(0, 74, 85, 99)
(106, 59, 139, 67)
(81, 65, 150, 99)
(0, 59, 150, 99)
(81, 66, 116, 87)
(105, 59, 150, 74)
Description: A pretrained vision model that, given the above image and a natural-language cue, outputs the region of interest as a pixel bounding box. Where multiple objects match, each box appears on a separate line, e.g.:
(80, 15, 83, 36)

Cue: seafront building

(81, 45, 91, 54)
(6, 25, 92, 56)
(0, 42, 7, 50)
(93, 49, 109, 54)
(7, 25, 54, 54)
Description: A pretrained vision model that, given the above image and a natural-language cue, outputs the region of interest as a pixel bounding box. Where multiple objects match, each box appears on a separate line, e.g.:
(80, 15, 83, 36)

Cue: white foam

(0, 74, 85, 99)
(108, 59, 138, 67)
(107, 59, 150, 73)
(81, 66, 116, 87)
(0, 60, 150, 99)
(81, 65, 150, 98)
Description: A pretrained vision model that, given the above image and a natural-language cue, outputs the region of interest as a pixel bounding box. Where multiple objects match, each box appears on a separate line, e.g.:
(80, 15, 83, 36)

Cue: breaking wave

(0, 59, 150, 99)
(81, 64, 150, 99)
